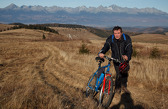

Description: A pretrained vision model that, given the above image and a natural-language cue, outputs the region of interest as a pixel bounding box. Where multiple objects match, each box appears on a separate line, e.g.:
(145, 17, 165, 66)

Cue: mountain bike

(86, 56, 120, 108)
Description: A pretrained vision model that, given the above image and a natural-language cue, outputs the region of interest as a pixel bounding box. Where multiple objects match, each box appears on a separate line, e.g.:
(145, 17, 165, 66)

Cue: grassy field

(0, 27, 168, 109)
(131, 34, 168, 44)
(0, 24, 14, 32)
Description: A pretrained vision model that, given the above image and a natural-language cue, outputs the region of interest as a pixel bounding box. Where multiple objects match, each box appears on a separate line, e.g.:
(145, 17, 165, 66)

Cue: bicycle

(86, 56, 121, 108)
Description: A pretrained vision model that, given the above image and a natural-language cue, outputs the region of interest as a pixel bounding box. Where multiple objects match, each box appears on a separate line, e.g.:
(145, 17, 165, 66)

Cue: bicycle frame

(88, 60, 112, 92)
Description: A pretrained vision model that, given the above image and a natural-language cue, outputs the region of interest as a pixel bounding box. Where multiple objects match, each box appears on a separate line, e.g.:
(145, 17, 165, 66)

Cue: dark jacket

(99, 34, 133, 62)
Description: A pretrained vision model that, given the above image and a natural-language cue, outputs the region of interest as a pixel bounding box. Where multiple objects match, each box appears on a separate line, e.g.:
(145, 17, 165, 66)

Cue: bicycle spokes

(99, 76, 114, 108)
(108, 80, 111, 94)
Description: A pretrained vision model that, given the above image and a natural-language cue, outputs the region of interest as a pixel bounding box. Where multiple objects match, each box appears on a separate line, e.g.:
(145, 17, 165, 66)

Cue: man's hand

(122, 55, 128, 61)
(99, 53, 104, 58)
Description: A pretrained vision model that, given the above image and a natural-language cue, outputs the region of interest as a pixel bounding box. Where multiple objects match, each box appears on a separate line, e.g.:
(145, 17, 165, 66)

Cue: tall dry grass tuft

(132, 42, 168, 59)
(130, 42, 168, 91)
(130, 57, 168, 91)
(149, 47, 161, 58)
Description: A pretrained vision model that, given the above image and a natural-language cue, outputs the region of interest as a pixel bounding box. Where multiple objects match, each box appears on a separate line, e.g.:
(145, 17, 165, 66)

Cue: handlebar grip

(104, 56, 121, 63)
(104, 56, 107, 59)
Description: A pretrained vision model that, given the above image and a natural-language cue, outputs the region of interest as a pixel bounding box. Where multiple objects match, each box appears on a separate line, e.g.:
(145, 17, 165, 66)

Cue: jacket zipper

(115, 43, 122, 61)
(120, 45, 124, 62)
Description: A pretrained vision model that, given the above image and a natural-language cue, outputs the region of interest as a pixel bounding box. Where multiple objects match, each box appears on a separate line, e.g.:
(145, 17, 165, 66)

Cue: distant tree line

(39, 23, 141, 37)
(40, 23, 87, 29)
(1, 23, 142, 37)
(10, 23, 59, 34)
(39, 23, 112, 37)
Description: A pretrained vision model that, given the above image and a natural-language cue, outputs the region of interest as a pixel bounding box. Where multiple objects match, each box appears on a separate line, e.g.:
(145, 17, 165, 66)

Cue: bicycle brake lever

(116, 59, 121, 63)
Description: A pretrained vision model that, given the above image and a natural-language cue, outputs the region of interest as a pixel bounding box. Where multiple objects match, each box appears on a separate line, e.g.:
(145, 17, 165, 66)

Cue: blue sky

(0, 0, 168, 13)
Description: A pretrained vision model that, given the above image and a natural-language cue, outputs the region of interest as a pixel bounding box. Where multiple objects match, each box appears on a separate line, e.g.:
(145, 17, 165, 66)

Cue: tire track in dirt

(32, 45, 75, 108)
(34, 43, 93, 108)
(43, 44, 87, 89)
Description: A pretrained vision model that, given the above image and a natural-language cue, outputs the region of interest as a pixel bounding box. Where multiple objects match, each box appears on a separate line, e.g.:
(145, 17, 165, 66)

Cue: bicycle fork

(102, 74, 111, 94)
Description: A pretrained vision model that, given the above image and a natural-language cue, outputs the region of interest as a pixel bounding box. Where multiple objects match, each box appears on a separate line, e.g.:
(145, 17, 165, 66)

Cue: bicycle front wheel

(86, 73, 97, 97)
(99, 76, 114, 108)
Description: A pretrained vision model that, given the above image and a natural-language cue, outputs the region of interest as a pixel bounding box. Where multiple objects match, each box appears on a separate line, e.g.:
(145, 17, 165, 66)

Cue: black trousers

(113, 62, 129, 88)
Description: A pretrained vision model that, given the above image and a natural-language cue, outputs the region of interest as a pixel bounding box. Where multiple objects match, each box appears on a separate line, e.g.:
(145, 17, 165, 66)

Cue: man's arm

(125, 36, 133, 61)
(98, 36, 111, 58)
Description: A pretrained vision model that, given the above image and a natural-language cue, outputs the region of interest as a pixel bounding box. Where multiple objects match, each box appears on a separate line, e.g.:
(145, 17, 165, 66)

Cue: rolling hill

(131, 34, 168, 44)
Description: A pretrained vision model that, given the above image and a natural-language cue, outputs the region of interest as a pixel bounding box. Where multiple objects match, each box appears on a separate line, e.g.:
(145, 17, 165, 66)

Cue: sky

(0, 0, 168, 13)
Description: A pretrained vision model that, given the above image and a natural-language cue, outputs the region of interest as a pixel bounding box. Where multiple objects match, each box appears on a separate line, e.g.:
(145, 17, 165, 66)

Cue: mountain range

(1, 3, 168, 27)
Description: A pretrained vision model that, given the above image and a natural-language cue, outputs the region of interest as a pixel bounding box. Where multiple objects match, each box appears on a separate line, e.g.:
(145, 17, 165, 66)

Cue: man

(98, 26, 132, 93)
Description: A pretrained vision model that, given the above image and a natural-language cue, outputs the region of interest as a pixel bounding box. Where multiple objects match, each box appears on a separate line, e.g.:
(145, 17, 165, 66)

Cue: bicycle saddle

(95, 57, 105, 62)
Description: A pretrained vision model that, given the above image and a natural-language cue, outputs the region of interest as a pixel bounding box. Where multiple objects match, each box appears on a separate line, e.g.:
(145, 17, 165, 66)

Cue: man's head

(113, 26, 122, 40)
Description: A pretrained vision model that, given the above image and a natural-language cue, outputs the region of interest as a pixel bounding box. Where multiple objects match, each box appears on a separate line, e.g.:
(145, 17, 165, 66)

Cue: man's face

(114, 29, 122, 39)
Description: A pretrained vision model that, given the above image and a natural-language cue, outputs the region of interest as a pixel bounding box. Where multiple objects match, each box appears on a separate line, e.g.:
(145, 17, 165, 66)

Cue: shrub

(150, 47, 161, 58)
(132, 47, 138, 57)
(79, 44, 90, 54)
(43, 34, 46, 39)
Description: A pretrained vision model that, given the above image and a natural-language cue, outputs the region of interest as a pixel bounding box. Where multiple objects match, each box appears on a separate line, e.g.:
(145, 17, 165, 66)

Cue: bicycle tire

(86, 73, 97, 97)
(99, 76, 115, 108)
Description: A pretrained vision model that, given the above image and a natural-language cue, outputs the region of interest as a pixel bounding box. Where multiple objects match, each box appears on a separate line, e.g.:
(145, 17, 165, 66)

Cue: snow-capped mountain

(1, 4, 168, 27)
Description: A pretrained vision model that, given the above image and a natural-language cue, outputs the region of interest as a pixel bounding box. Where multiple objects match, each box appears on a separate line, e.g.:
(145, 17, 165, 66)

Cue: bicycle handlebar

(104, 56, 121, 63)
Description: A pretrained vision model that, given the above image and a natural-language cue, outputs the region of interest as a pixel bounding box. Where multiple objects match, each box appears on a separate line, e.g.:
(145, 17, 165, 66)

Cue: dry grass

(132, 42, 168, 58)
(0, 24, 14, 31)
(0, 28, 168, 109)
(130, 57, 168, 89)
(51, 27, 104, 40)
(131, 34, 168, 44)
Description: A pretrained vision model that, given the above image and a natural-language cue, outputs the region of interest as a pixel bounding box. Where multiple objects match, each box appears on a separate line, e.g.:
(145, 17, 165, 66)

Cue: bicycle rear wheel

(99, 76, 114, 108)
(86, 73, 97, 97)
